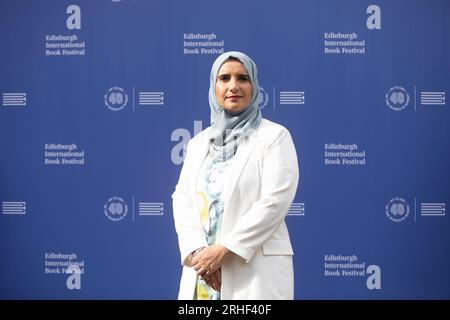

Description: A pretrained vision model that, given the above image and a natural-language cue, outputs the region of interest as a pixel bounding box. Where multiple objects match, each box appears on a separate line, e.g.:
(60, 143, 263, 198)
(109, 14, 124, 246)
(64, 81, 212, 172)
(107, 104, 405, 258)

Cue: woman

(172, 51, 299, 300)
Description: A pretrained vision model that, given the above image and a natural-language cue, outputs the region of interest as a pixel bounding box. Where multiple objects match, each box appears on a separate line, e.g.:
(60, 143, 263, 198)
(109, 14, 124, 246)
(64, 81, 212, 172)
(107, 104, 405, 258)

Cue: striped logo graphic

(2, 201, 26, 215)
(138, 202, 164, 215)
(287, 202, 305, 216)
(2, 93, 27, 106)
(420, 203, 446, 216)
(279, 91, 305, 105)
(138, 92, 164, 105)
(420, 92, 445, 105)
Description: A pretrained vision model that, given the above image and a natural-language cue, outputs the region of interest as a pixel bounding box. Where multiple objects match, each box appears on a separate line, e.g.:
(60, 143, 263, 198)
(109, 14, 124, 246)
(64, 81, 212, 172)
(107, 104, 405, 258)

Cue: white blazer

(172, 119, 299, 299)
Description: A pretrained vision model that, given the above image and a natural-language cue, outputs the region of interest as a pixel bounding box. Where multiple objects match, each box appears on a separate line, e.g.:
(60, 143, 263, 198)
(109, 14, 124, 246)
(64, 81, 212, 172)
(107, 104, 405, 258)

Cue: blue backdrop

(1, 0, 449, 299)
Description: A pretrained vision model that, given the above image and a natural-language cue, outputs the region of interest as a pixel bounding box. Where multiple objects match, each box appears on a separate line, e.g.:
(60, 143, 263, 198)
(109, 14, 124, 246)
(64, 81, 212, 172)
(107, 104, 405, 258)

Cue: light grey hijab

(208, 51, 262, 160)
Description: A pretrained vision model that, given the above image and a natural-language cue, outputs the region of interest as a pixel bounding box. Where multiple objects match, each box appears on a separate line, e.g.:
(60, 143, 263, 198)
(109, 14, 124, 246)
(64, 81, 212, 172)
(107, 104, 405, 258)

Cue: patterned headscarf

(208, 51, 262, 160)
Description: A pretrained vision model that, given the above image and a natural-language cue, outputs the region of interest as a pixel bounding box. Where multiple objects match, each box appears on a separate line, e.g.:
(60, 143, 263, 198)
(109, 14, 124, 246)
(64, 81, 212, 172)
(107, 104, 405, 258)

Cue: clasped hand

(191, 244, 231, 291)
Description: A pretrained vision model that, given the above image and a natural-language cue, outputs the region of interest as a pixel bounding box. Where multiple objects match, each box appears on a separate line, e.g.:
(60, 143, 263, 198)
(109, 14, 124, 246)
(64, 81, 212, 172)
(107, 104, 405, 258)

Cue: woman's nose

(228, 78, 238, 92)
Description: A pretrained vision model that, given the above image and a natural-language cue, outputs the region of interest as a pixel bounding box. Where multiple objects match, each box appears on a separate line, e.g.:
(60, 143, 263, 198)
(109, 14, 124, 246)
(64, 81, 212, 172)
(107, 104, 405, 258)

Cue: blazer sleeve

(220, 129, 299, 262)
(172, 140, 208, 266)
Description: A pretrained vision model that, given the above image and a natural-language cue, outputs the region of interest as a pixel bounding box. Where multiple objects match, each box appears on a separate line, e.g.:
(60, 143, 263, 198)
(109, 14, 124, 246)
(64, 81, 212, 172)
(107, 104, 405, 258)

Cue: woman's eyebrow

(218, 72, 248, 76)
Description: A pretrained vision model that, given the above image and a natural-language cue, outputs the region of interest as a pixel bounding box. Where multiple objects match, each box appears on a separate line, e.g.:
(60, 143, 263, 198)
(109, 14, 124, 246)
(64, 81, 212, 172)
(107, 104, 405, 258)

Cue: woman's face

(215, 60, 252, 114)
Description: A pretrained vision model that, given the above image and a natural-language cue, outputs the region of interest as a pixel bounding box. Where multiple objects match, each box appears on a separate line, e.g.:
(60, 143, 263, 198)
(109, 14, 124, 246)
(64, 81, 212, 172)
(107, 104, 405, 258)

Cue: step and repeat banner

(0, 0, 449, 299)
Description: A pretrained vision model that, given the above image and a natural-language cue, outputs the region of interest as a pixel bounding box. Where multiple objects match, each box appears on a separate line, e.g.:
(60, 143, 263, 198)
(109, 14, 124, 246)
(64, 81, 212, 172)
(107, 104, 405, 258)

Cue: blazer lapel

(222, 133, 258, 205)
(189, 134, 210, 190)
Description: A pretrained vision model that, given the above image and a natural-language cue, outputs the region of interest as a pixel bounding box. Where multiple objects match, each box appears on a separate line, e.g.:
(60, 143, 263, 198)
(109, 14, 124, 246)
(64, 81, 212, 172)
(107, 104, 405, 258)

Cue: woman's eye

(239, 76, 249, 81)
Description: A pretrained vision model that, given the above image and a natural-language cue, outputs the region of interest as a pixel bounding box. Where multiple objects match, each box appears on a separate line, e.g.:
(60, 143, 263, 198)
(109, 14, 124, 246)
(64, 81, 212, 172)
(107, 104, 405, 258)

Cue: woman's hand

(192, 244, 231, 278)
(203, 269, 221, 291)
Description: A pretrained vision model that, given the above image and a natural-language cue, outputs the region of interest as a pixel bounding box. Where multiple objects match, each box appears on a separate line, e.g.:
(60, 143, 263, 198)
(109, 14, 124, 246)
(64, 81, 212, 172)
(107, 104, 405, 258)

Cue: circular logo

(385, 86, 409, 111)
(104, 87, 128, 111)
(385, 197, 410, 222)
(104, 196, 128, 221)
(258, 86, 269, 109)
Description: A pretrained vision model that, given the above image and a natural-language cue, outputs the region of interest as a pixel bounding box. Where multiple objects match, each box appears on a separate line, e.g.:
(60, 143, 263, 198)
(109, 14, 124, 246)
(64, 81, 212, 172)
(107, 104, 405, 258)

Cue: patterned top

(194, 145, 234, 300)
